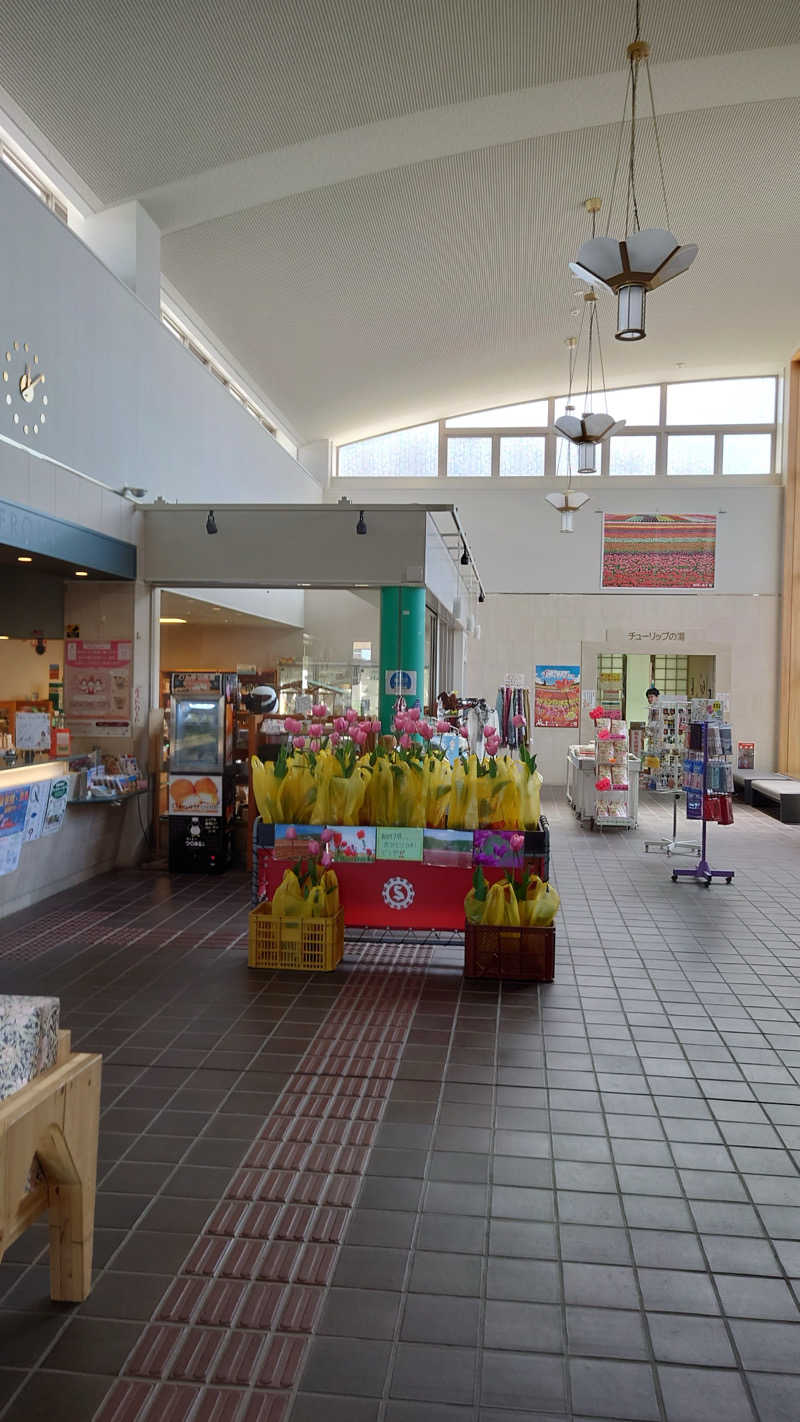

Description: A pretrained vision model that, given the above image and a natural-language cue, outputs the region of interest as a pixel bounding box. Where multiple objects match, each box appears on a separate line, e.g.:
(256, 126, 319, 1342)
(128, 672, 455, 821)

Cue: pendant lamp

(548, 205, 624, 531)
(569, 1, 697, 340)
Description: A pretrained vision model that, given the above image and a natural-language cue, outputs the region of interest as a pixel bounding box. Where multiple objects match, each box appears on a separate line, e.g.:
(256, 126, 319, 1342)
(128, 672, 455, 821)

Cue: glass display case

(169, 695, 226, 773)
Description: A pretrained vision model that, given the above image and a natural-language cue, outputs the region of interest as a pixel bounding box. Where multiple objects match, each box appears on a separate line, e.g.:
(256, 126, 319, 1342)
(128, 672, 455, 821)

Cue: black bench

(749, 778, 800, 824)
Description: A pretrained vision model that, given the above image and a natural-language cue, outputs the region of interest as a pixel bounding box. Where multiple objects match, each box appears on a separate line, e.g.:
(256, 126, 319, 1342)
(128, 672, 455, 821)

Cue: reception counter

(0, 760, 147, 919)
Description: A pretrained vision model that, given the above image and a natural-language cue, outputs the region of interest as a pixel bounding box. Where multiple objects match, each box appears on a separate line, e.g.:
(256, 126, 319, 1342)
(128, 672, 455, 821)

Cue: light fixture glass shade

(616, 284, 646, 340)
(545, 489, 591, 532)
(569, 229, 697, 341)
(577, 441, 597, 472)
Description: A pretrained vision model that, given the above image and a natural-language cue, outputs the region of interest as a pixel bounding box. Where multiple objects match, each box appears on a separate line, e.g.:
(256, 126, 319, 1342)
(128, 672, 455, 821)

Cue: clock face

(3, 339, 48, 437)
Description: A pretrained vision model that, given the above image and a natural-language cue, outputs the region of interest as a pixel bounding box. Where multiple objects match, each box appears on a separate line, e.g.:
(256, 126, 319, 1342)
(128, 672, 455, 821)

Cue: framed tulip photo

(601, 513, 716, 589)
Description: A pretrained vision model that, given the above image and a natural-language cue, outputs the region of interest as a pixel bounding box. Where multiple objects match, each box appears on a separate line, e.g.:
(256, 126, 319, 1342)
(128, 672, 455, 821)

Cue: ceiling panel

(161, 96, 800, 441)
(0, 0, 797, 202)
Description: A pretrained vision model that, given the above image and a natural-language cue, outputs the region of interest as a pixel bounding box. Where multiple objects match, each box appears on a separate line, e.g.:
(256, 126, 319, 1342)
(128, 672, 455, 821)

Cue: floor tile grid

(0, 872, 249, 967)
(545, 798, 800, 1419)
(556, 940, 762, 1422)
(0, 956, 352, 1419)
(374, 969, 484, 1416)
(94, 948, 434, 1422)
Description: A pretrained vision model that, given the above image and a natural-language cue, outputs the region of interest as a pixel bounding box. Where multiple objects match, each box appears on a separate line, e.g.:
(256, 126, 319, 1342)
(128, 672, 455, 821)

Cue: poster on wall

(0, 786, 30, 838)
(41, 777, 69, 836)
(64, 640, 132, 736)
(14, 711, 51, 752)
(23, 782, 49, 843)
(534, 666, 580, 729)
(601, 513, 716, 589)
(0, 834, 23, 876)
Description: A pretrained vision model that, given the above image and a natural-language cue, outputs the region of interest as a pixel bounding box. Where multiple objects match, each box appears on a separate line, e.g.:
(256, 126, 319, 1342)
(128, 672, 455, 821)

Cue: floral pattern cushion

(0, 996, 60, 1102)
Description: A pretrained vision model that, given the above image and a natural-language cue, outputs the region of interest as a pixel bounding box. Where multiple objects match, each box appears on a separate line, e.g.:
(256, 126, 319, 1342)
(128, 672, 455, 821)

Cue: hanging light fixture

(569, 1, 697, 341)
(548, 203, 625, 534)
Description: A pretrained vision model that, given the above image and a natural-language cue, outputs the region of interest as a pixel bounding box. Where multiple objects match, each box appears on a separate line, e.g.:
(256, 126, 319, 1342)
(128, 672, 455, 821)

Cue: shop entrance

(596, 652, 717, 727)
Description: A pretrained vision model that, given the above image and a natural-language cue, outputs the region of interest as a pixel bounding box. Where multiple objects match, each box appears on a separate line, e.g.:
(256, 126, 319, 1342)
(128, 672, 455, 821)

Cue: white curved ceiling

(0, 1, 798, 442)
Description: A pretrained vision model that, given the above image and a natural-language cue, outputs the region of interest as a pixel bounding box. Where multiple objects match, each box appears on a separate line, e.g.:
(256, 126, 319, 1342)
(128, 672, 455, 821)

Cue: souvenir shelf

(593, 717, 639, 829)
(643, 696, 699, 857)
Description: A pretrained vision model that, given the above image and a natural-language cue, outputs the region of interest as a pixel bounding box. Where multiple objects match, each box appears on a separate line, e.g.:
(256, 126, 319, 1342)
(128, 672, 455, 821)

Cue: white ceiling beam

(137, 44, 800, 234)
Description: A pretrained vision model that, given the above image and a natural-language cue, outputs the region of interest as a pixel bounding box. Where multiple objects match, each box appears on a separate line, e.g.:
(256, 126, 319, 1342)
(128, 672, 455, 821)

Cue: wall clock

(3, 339, 48, 437)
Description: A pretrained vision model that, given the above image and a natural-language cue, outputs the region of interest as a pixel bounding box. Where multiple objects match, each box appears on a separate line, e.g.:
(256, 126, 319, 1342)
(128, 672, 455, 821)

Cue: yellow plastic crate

(248, 904, 344, 972)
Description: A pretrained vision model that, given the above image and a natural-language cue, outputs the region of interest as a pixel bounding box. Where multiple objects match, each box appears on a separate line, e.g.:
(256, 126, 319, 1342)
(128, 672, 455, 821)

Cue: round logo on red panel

(382, 876, 415, 911)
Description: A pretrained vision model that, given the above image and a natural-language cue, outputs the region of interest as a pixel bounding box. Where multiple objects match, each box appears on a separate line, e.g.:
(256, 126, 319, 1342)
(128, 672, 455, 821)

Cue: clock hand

(19, 366, 30, 392)
(27, 372, 44, 391)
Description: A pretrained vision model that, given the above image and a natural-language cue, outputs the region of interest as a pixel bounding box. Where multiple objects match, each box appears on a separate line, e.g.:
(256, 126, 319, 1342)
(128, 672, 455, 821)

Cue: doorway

(596, 652, 716, 724)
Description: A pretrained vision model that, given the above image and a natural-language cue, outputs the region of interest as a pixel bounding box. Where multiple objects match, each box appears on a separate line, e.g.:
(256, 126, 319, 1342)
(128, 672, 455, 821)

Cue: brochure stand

(672, 721, 734, 887)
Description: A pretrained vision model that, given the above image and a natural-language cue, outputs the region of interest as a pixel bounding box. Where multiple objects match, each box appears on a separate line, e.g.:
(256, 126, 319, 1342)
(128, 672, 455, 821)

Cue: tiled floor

(2, 791, 800, 1420)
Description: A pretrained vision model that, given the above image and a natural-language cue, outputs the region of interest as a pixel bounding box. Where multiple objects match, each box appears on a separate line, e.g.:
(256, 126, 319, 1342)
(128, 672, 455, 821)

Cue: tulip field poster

(534, 666, 580, 729)
(601, 513, 716, 589)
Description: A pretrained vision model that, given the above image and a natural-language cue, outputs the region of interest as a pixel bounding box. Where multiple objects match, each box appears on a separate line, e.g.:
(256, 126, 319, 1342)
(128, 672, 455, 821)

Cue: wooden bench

(750, 778, 800, 825)
(0, 1031, 101, 1301)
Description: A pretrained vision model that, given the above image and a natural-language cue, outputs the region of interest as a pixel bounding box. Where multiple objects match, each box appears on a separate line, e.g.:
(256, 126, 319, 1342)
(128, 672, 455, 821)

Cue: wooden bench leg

(36, 1061, 101, 1302)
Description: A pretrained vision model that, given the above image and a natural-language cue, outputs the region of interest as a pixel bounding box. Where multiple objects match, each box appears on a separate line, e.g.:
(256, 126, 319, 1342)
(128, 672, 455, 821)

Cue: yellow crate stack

(248, 904, 344, 972)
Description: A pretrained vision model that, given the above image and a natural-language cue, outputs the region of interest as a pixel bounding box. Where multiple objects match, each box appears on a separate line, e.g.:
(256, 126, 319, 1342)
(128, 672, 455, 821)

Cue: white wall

(0, 163, 321, 507)
(333, 481, 783, 781)
(304, 589, 380, 664)
(467, 592, 781, 785)
(0, 639, 64, 703)
(167, 586, 306, 629)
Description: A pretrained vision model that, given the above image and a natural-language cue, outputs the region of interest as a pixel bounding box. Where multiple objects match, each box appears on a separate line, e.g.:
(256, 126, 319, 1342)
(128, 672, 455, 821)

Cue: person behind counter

(646, 686, 661, 706)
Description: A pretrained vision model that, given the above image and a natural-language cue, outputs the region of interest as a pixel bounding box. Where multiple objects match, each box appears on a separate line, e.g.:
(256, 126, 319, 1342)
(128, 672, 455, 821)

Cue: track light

(206, 509, 218, 535)
(478, 591, 485, 603)
(356, 510, 367, 535)
(460, 541, 469, 566)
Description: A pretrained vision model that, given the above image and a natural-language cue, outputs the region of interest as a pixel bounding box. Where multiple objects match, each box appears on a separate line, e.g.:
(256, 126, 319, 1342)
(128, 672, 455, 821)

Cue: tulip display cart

(252, 818, 550, 931)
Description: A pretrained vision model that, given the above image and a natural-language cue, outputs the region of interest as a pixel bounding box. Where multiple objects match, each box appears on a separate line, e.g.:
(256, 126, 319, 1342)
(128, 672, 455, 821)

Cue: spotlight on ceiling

(117, 486, 148, 500)
(478, 591, 485, 603)
(460, 541, 469, 566)
(206, 509, 218, 535)
(356, 510, 367, 535)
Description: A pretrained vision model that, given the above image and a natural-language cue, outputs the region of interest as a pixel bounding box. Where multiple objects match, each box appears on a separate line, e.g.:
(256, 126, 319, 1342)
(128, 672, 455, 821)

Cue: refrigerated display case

(167, 676, 237, 873)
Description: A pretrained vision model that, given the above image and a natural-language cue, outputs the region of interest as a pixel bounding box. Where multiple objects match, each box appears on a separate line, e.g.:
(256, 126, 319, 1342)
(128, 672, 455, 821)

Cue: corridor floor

(2, 792, 800, 1421)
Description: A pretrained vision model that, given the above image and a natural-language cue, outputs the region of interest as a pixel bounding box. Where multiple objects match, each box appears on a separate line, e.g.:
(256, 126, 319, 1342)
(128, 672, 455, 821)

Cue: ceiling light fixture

(356, 510, 367, 535)
(460, 542, 469, 566)
(554, 207, 625, 480)
(74, 570, 88, 577)
(569, 1, 697, 341)
(117, 486, 148, 500)
(206, 509, 218, 535)
(159, 617, 187, 624)
(478, 591, 485, 603)
(545, 490, 592, 534)
(17, 555, 32, 563)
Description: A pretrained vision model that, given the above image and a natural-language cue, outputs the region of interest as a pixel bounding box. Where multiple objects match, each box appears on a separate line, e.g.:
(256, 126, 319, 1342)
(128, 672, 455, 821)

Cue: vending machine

(167, 672, 236, 873)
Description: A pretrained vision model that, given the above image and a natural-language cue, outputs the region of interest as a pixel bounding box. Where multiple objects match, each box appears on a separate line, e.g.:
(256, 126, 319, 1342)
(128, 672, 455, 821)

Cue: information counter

(0, 760, 145, 919)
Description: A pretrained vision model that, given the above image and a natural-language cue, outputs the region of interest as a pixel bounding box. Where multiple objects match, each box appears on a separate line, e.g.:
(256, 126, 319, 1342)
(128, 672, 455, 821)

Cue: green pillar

(379, 586, 425, 730)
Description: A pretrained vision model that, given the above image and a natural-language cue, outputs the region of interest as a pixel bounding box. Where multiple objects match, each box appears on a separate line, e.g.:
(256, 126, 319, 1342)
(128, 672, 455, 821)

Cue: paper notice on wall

(23, 782, 48, 843)
(41, 777, 69, 836)
(15, 712, 51, 751)
(64, 640, 132, 736)
(0, 833, 23, 876)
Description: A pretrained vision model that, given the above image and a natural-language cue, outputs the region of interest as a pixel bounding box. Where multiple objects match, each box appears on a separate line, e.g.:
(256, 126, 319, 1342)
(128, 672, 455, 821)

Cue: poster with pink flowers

(601, 513, 716, 589)
(534, 666, 580, 729)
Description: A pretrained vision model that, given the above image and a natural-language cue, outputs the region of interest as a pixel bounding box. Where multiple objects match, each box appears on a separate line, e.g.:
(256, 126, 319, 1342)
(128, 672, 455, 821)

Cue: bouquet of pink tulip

(251, 708, 542, 829)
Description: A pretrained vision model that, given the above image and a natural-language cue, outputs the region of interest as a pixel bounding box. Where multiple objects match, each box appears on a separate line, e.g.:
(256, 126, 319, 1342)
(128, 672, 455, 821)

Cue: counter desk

(0, 760, 147, 919)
